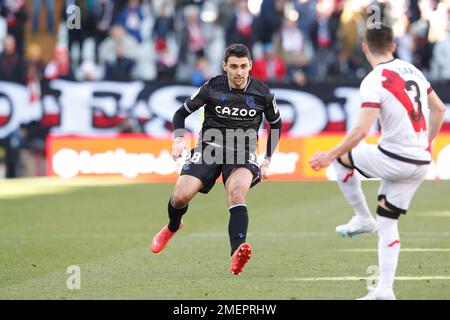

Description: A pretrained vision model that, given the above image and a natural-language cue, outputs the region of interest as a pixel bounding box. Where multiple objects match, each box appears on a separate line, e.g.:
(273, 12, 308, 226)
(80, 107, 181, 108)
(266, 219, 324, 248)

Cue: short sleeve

(184, 81, 210, 113)
(360, 76, 382, 109)
(425, 77, 433, 94)
(264, 91, 281, 123)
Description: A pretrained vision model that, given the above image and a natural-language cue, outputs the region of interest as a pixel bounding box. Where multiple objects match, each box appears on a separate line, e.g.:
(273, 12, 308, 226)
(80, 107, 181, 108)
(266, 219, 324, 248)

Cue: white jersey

(360, 58, 432, 163)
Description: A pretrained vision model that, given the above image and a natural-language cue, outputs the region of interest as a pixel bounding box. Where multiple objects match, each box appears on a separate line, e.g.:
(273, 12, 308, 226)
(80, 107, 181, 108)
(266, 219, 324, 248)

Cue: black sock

(167, 198, 188, 232)
(228, 205, 249, 256)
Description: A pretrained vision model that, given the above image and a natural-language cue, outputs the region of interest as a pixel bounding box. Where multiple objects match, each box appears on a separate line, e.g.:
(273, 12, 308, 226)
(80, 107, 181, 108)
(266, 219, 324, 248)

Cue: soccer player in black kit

(150, 44, 282, 275)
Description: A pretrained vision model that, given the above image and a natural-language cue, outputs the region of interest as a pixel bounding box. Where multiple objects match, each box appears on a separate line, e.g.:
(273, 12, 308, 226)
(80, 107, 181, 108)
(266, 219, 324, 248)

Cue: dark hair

(224, 43, 252, 63)
(365, 23, 394, 54)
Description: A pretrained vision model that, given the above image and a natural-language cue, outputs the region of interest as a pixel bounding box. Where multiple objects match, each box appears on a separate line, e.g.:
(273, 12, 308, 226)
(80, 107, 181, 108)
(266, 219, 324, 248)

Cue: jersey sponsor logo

(215, 105, 257, 118)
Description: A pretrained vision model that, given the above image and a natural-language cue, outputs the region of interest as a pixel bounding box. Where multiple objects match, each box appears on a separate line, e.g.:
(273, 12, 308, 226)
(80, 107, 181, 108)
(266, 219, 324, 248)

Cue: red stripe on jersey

(381, 69, 427, 132)
(427, 86, 433, 94)
(362, 102, 381, 108)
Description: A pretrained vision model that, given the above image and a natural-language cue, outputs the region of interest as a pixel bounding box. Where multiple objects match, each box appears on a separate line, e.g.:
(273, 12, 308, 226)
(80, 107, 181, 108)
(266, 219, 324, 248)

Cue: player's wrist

(325, 151, 336, 162)
(173, 128, 188, 140)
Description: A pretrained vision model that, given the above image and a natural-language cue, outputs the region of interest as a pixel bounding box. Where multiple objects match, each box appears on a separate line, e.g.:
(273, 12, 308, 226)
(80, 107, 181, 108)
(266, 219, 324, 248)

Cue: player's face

(223, 56, 252, 89)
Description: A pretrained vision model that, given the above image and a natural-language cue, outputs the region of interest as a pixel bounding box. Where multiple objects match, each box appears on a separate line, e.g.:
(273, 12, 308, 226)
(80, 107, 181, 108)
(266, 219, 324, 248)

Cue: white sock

(333, 160, 373, 221)
(377, 215, 400, 291)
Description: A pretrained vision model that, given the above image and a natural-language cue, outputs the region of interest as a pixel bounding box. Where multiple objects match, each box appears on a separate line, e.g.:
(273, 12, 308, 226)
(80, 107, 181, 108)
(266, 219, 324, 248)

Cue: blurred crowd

(0, 0, 449, 89)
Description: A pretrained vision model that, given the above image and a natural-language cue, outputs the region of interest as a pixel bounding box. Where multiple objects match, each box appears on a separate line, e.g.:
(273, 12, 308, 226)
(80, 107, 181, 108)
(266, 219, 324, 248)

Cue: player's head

(363, 23, 396, 58)
(223, 43, 252, 89)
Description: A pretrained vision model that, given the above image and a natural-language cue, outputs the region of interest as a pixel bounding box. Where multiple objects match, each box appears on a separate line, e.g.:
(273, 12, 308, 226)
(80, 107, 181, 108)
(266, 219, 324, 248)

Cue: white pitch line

(1, 232, 449, 239)
(291, 276, 450, 281)
(189, 232, 450, 238)
(340, 248, 450, 252)
(189, 232, 333, 237)
(417, 211, 450, 217)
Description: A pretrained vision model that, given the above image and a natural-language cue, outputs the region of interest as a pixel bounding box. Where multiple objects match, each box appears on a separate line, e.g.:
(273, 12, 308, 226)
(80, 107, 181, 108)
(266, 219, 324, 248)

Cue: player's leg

(366, 197, 400, 300)
(151, 142, 222, 254)
(361, 167, 427, 300)
(334, 146, 376, 237)
(225, 167, 253, 253)
(150, 175, 203, 254)
(359, 195, 401, 300)
(224, 167, 254, 275)
(168, 175, 204, 231)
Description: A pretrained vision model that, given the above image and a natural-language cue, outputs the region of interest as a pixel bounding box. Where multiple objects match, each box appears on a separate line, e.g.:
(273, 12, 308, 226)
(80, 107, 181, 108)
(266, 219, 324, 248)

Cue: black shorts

(180, 146, 261, 194)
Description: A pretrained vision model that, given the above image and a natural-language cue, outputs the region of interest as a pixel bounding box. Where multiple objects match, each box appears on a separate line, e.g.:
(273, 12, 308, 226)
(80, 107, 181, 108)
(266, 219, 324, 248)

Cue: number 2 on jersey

(381, 69, 427, 132)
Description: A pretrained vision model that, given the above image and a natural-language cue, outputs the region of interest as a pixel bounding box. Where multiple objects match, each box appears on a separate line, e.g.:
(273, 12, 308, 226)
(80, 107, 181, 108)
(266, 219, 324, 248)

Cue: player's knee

(336, 154, 353, 169)
(377, 199, 401, 220)
(228, 188, 246, 205)
(378, 198, 391, 212)
(171, 192, 190, 208)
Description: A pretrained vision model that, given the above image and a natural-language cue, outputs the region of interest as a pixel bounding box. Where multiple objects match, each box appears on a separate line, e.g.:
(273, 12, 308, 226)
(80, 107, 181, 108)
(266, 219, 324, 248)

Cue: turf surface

(0, 178, 449, 299)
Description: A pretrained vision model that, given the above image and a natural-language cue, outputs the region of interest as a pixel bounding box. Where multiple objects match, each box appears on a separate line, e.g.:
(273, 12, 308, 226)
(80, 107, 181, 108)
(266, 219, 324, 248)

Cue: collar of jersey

(376, 58, 396, 67)
(227, 77, 252, 92)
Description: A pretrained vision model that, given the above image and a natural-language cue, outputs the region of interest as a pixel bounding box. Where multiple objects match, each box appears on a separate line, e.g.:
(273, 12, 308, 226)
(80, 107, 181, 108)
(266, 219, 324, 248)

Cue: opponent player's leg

(359, 196, 400, 300)
(361, 197, 399, 300)
(151, 175, 203, 253)
(225, 167, 253, 275)
(361, 171, 426, 300)
(334, 152, 376, 237)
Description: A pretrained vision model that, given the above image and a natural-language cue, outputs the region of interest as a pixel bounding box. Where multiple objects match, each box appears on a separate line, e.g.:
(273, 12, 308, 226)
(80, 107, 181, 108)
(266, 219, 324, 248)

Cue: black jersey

(183, 75, 281, 154)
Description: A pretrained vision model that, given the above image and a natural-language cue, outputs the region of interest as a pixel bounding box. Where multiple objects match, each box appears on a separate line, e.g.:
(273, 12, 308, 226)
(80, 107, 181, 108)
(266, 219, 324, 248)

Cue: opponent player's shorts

(349, 143, 429, 215)
(180, 145, 261, 194)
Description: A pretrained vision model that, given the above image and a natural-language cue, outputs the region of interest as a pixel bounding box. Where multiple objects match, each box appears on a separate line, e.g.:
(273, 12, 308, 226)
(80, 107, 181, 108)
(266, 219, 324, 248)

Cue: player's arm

(309, 74, 381, 171)
(171, 83, 209, 160)
(309, 107, 379, 171)
(328, 107, 379, 160)
(427, 90, 446, 144)
(261, 92, 282, 180)
(264, 117, 282, 160)
(171, 107, 191, 160)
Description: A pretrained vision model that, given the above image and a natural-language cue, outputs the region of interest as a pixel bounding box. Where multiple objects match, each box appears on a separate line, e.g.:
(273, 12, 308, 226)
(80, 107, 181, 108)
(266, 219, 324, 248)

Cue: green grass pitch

(0, 178, 449, 300)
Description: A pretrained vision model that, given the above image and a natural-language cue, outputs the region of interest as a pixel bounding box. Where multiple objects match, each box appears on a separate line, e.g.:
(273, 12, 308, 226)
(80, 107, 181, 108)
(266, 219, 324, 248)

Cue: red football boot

(150, 224, 183, 253)
(230, 243, 252, 275)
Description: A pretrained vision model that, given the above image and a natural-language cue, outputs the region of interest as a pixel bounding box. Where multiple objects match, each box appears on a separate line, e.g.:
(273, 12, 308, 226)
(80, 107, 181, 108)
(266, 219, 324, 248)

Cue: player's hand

(260, 159, 271, 181)
(308, 152, 332, 171)
(171, 137, 187, 161)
